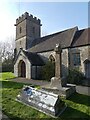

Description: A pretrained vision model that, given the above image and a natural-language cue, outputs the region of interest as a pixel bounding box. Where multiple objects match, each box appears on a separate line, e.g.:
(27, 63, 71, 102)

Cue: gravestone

(42, 44, 76, 98)
(50, 44, 66, 88)
(16, 85, 66, 117)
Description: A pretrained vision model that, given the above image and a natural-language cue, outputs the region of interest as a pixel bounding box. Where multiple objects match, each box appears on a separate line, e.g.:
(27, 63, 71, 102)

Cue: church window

(49, 55, 55, 63)
(33, 27, 35, 34)
(20, 41, 22, 45)
(19, 27, 22, 34)
(73, 53, 81, 66)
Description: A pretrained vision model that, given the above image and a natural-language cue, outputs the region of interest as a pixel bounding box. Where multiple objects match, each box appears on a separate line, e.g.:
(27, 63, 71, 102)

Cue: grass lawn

(1, 72, 90, 120)
(0, 72, 16, 81)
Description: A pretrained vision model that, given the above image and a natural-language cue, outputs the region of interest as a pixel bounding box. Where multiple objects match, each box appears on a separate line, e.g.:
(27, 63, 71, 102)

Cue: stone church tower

(14, 12, 41, 54)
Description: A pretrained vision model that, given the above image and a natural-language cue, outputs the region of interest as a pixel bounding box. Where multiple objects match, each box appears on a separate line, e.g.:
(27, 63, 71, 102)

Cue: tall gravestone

(50, 44, 66, 88)
(55, 44, 62, 78)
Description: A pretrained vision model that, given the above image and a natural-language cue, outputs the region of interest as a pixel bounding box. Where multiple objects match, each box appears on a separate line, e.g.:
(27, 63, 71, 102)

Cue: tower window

(20, 41, 22, 45)
(33, 27, 35, 34)
(19, 27, 22, 34)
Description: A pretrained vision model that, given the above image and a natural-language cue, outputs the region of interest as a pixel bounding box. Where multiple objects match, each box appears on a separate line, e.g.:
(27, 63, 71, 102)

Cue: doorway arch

(18, 60, 26, 77)
(84, 59, 90, 79)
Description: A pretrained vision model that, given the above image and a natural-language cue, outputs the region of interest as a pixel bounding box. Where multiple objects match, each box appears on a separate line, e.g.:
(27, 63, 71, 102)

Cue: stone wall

(14, 51, 31, 79)
(38, 49, 69, 78)
(31, 66, 36, 79)
(16, 20, 27, 40)
(38, 46, 89, 78)
(15, 12, 41, 54)
(26, 20, 41, 39)
(31, 66, 42, 79)
(15, 37, 26, 54)
(69, 46, 89, 75)
(38, 51, 55, 62)
(62, 49, 69, 77)
(14, 44, 89, 79)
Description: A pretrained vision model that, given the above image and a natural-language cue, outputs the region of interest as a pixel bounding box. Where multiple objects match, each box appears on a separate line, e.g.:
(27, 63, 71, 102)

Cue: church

(14, 12, 90, 80)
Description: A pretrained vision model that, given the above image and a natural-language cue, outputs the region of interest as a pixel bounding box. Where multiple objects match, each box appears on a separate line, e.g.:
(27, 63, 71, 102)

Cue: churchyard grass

(0, 72, 16, 81)
(1, 72, 90, 119)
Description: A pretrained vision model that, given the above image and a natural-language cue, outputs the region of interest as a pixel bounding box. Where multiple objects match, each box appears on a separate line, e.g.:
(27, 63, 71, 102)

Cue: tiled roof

(71, 28, 90, 47)
(30, 32, 61, 48)
(15, 27, 90, 65)
(28, 27, 78, 53)
(14, 49, 45, 66)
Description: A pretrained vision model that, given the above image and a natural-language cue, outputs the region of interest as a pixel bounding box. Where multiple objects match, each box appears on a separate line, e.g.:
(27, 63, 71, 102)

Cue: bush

(41, 61, 55, 81)
(67, 68, 85, 85)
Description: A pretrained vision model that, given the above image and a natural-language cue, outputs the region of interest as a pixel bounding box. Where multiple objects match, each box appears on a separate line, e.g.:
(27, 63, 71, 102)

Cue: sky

(0, 0, 89, 42)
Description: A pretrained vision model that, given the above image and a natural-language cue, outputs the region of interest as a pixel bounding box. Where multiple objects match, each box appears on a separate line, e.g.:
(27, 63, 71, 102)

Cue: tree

(0, 39, 15, 60)
(0, 37, 15, 72)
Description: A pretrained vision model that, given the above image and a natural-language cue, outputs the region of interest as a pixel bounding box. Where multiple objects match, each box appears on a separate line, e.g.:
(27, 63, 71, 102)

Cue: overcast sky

(0, 0, 89, 42)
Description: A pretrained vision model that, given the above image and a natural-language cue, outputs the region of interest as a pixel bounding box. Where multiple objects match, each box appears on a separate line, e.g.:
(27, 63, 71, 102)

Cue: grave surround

(17, 85, 66, 117)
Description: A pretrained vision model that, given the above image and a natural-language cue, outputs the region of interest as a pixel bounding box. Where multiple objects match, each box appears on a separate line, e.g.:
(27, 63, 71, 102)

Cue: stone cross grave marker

(50, 44, 66, 88)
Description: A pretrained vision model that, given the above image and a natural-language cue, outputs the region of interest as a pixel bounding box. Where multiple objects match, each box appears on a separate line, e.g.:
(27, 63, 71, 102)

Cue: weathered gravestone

(51, 43, 66, 87)
(42, 44, 76, 98)
(16, 85, 66, 117)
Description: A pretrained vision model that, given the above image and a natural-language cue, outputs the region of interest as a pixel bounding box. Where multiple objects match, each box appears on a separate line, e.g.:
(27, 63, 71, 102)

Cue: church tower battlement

(15, 12, 41, 55)
(15, 12, 41, 26)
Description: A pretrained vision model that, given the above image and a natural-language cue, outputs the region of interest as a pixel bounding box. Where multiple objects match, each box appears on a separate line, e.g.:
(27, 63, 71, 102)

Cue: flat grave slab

(16, 85, 66, 117)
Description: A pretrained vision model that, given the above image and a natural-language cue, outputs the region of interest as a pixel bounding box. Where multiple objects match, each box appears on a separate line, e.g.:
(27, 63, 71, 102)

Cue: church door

(21, 61, 26, 77)
(18, 60, 26, 77)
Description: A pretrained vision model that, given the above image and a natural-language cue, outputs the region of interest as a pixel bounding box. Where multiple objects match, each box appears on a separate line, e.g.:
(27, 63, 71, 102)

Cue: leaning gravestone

(16, 85, 66, 117)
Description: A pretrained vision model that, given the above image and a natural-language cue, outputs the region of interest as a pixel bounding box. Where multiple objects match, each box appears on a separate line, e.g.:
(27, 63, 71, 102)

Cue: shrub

(67, 68, 85, 85)
(41, 61, 55, 81)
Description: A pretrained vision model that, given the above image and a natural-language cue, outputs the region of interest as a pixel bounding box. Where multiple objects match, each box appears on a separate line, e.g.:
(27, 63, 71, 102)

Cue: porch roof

(22, 50, 45, 66)
(14, 49, 45, 66)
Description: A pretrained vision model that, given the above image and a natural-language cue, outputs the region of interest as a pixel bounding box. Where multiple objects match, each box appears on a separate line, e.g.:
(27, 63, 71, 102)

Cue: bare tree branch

(0, 37, 15, 61)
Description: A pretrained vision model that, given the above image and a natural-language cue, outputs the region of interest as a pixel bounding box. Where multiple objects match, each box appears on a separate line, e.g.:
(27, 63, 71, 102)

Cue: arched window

(19, 27, 22, 34)
(73, 52, 81, 66)
(33, 27, 35, 34)
(20, 41, 22, 45)
(49, 54, 55, 63)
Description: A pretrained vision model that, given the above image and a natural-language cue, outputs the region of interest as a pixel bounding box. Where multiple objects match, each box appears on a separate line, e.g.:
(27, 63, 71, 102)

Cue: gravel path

(12, 77, 49, 86)
(11, 78, 90, 96)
